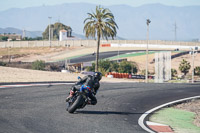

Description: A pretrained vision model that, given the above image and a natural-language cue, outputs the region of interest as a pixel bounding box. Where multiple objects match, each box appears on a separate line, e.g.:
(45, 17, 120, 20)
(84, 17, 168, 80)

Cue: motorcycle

(66, 82, 91, 113)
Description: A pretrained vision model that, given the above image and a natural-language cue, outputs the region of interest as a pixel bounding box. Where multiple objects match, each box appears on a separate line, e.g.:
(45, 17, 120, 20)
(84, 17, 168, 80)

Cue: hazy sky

(1, 0, 200, 11)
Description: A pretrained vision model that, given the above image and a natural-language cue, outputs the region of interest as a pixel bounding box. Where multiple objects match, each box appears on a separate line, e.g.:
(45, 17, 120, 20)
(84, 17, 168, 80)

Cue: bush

(49, 64, 61, 71)
(110, 62, 119, 72)
(99, 60, 111, 71)
(98, 67, 107, 76)
(179, 59, 191, 76)
(32, 60, 46, 70)
(118, 60, 138, 74)
(86, 60, 138, 75)
(0, 61, 7, 66)
(86, 63, 95, 71)
(86, 60, 111, 73)
(140, 69, 150, 75)
(171, 68, 177, 77)
(194, 66, 200, 76)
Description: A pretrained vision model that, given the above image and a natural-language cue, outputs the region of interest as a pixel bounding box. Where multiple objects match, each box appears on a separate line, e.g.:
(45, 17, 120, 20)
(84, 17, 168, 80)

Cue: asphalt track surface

(69, 50, 149, 63)
(0, 82, 200, 133)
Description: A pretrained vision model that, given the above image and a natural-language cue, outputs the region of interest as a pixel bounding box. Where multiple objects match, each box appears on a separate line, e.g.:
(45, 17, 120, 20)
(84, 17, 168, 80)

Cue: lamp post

(118, 40, 121, 63)
(48, 17, 52, 47)
(146, 19, 151, 83)
(191, 47, 198, 83)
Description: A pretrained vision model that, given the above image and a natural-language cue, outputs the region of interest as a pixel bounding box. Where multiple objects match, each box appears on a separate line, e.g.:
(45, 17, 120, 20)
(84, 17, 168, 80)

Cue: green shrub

(0, 61, 7, 66)
(140, 69, 150, 75)
(99, 60, 111, 71)
(171, 68, 177, 77)
(110, 62, 119, 72)
(194, 66, 200, 76)
(179, 59, 191, 76)
(86, 63, 95, 71)
(86, 60, 138, 74)
(98, 67, 107, 76)
(118, 60, 138, 74)
(49, 64, 61, 71)
(32, 60, 46, 70)
(86, 60, 111, 72)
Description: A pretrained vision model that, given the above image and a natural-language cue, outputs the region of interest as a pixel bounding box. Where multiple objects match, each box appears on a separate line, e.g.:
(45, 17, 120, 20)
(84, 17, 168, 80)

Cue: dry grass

(0, 66, 135, 83)
(0, 47, 66, 56)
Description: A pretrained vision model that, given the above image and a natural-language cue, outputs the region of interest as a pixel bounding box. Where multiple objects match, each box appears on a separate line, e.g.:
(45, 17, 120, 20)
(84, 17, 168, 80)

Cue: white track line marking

(0, 83, 74, 89)
(138, 95, 200, 133)
(146, 121, 169, 126)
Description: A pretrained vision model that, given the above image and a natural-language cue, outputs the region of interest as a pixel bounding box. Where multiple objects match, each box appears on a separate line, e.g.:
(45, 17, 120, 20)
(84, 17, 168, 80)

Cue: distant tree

(22, 37, 43, 41)
(179, 59, 191, 76)
(35, 37, 43, 40)
(22, 37, 28, 41)
(42, 22, 72, 40)
(0, 36, 9, 41)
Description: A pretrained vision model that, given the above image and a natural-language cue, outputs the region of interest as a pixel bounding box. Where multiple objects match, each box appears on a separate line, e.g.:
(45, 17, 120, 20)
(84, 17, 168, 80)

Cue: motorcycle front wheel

(67, 95, 84, 113)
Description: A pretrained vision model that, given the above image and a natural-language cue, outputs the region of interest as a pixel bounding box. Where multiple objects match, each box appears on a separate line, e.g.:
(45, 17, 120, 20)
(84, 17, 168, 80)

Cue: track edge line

(138, 95, 200, 133)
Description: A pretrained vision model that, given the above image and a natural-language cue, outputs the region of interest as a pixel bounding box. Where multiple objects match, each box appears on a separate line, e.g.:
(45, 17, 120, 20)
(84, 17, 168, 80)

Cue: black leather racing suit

(71, 75, 100, 105)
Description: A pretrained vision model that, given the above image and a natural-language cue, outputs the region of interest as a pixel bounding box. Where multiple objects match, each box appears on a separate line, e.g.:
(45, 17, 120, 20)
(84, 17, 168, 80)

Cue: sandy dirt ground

(128, 52, 200, 75)
(0, 66, 135, 83)
(2, 46, 200, 77)
(0, 46, 182, 63)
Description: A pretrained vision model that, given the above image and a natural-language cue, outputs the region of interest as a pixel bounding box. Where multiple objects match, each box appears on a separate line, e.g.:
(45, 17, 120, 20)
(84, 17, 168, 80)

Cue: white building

(59, 30, 68, 41)
(59, 29, 74, 41)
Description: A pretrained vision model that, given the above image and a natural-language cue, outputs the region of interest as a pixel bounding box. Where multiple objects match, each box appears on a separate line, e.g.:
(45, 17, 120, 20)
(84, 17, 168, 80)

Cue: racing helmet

(94, 72, 102, 81)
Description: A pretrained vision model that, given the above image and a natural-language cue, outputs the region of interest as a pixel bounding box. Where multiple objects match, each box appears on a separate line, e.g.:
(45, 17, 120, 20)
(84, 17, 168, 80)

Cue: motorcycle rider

(66, 72, 102, 105)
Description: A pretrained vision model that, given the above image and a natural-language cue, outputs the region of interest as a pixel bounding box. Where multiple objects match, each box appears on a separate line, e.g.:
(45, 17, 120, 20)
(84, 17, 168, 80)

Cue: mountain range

(0, 27, 42, 38)
(0, 3, 199, 41)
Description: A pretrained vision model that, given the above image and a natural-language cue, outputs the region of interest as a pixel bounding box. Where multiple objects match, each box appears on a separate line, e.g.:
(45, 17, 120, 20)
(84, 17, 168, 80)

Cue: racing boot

(65, 90, 74, 102)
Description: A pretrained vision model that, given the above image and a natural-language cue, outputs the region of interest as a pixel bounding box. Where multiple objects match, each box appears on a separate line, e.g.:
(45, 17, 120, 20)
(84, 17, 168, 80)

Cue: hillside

(0, 3, 200, 41)
(0, 27, 42, 38)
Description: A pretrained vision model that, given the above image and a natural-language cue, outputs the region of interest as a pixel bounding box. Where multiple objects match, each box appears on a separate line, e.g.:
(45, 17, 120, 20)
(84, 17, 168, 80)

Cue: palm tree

(84, 5, 118, 72)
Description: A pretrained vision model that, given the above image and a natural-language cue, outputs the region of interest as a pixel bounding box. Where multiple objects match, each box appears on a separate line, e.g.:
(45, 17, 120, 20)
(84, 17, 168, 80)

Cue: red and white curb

(138, 95, 200, 133)
(146, 121, 173, 133)
(0, 83, 74, 89)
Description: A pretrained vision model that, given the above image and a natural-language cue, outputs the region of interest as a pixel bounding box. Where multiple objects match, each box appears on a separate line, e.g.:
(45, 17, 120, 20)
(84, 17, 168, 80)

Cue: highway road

(0, 82, 200, 133)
